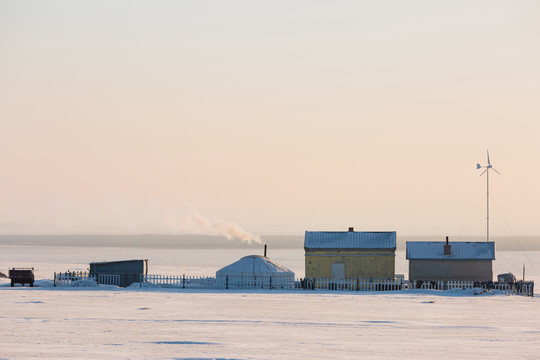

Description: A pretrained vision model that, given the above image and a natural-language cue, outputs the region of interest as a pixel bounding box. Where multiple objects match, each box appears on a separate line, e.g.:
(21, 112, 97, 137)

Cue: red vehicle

(9, 268, 34, 287)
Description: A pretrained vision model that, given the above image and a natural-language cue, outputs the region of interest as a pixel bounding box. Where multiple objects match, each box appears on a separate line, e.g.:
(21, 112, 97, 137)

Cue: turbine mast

(486, 166, 489, 242)
(477, 150, 500, 242)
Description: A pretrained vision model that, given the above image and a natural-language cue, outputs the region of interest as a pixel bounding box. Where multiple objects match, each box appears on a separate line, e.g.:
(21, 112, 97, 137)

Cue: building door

(331, 263, 345, 279)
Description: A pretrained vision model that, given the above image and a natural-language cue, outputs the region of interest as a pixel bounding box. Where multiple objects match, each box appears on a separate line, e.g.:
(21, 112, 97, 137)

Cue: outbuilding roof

(304, 231, 396, 250)
(90, 259, 147, 265)
(406, 241, 495, 260)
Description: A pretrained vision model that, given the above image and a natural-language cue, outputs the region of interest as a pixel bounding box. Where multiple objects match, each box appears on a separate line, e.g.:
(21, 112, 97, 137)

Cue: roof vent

(444, 236, 451, 256)
(348, 227, 354, 232)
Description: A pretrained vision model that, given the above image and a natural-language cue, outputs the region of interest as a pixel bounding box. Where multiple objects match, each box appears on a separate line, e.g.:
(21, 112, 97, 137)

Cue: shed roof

(90, 259, 147, 265)
(216, 255, 294, 278)
(406, 242, 495, 260)
(304, 231, 396, 250)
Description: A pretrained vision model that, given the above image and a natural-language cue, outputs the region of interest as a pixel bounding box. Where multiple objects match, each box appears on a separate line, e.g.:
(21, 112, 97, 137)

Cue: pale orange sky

(1, 1, 539, 237)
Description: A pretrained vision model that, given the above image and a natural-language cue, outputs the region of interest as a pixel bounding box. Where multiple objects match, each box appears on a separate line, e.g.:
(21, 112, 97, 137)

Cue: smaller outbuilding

(406, 238, 495, 282)
(216, 255, 295, 288)
(89, 259, 148, 287)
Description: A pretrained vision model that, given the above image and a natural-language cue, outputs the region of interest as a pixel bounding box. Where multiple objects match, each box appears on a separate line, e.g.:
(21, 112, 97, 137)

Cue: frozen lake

(1, 245, 539, 283)
(1, 244, 539, 359)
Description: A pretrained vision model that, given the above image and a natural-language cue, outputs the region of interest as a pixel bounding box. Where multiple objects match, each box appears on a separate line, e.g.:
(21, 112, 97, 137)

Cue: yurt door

(331, 263, 345, 280)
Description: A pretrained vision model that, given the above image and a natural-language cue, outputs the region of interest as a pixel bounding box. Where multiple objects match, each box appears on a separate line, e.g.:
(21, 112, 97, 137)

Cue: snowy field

(1, 287, 539, 359)
(1, 245, 539, 359)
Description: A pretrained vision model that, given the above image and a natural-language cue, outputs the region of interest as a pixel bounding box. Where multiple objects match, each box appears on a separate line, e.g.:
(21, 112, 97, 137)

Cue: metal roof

(89, 259, 147, 265)
(304, 231, 396, 250)
(406, 242, 495, 260)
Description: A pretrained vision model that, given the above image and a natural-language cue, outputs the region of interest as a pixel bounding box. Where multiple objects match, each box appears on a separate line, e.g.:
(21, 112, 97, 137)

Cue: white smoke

(178, 207, 262, 244)
(0, 195, 262, 244)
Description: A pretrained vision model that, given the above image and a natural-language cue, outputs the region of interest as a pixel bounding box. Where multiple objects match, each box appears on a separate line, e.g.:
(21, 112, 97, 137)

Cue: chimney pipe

(348, 227, 354, 232)
(264, 244, 267, 257)
(444, 236, 451, 256)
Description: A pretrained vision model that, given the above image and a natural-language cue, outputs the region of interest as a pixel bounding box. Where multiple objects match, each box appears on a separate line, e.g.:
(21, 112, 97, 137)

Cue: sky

(1, 1, 539, 239)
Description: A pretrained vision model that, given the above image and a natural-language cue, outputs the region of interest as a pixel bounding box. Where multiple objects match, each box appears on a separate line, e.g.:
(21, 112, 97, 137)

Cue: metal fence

(217, 275, 295, 289)
(140, 274, 216, 288)
(53, 271, 533, 296)
(492, 281, 534, 296)
(54, 271, 120, 287)
(297, 278, 405, 291)
(54, 271, 92, 286)
(412, 280, 475, 290)
(96, 274, 121, 286)
(140, 274, 295, 289)
(411, 280, 534, 296)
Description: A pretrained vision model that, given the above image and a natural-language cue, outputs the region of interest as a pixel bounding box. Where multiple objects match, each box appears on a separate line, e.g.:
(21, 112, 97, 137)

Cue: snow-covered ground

(1, 287, 539, 359)
(1, 245, 539, 359)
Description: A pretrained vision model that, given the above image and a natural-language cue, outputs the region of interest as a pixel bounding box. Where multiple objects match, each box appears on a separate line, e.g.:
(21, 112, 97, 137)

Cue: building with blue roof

(406, 237, 495, 281)
(304, 227, 397, 280)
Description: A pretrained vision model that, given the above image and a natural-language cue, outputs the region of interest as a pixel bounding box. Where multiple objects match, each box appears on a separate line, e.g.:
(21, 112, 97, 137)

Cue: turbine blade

(487, 150, 491, 166)
(480, 169, 487, 176)
(492, 168, 501, 175)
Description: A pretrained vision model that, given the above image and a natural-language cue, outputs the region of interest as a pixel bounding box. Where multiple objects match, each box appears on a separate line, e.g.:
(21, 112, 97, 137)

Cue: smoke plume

(0, 195, 262, 244)
(180, 207, 262, 244)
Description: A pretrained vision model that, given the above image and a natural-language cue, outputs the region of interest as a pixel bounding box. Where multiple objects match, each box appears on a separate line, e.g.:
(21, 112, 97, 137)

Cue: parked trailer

(9, 268, 34, 287)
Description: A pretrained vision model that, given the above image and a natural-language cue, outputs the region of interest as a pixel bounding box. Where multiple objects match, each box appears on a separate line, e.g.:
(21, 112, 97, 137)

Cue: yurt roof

(216, 255, 294, 277)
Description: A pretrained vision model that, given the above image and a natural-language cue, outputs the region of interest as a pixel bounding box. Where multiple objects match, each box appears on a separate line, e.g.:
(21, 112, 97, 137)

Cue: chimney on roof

(348, 227, 354, 232)
(264, 244, 267, 257)
(444, 236, 451, 256)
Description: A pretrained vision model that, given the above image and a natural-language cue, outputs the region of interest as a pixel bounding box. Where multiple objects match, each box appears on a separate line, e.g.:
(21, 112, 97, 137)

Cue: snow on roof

(304, 231, 396, 250)
(216, 255, 294, 277)
(406, 242, 495, 260)
(90, 259, 147, 265)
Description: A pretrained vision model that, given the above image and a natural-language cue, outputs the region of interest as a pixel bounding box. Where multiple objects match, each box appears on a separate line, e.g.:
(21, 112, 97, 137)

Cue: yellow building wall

(305, 249, 396, 279)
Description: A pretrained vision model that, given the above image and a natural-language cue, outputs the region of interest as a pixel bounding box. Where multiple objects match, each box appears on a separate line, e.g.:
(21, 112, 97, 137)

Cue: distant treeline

(0, 234, 538, 251)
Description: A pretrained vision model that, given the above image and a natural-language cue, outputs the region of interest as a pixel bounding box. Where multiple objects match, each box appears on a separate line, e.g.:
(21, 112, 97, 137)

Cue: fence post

(226, 275, 229, 289)
(182, 274, 185, 289)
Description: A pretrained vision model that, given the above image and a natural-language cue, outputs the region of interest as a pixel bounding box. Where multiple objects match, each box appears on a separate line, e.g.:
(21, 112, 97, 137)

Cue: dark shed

(89, 259, 148, 287)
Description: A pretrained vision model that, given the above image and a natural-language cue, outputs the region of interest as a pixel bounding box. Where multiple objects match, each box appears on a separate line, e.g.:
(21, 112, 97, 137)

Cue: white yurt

(216, 255, 295, 289)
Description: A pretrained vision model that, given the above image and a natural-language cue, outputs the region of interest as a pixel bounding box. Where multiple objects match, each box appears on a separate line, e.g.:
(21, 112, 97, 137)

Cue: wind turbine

(476, 150, 501, 242)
